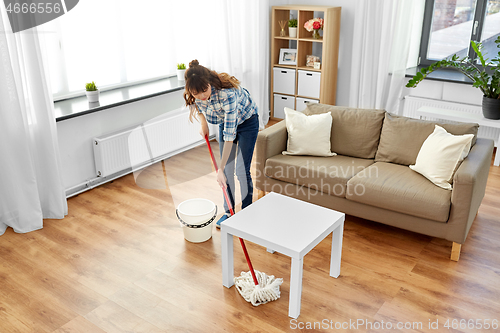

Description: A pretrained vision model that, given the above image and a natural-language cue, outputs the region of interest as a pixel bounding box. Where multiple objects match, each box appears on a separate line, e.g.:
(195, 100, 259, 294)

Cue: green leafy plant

(407, 36, 500, 99)
(177, 63, 186, 70)
(85, 81, 97, 91)
(288, 18, 297, 28)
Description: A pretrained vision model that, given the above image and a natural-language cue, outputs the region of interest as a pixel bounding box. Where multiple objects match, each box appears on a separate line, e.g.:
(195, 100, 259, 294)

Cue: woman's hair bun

(189, 59, 199, 68)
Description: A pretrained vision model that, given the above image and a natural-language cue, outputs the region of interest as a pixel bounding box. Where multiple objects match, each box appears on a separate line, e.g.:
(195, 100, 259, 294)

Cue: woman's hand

(217, 169, 227, 188)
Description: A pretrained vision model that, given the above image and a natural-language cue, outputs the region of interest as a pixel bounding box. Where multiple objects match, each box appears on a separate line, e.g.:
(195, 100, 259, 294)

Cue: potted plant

(85, 81, 99, 103)
(177, 63, 186, 81)
(288, 17, 298, 38)
(407, 36, 500, 120)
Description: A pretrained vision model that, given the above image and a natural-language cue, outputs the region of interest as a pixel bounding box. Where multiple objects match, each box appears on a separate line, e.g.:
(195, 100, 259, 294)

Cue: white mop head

(234, 270, 283, 306)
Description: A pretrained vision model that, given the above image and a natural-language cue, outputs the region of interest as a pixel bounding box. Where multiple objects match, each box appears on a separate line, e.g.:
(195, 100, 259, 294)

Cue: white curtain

(349, 0, 424, 114)
(0, 9, 68, 235)
(205, 0, 270, 129)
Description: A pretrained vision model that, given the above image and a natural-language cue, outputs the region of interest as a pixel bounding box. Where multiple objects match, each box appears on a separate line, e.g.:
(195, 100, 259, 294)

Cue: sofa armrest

(447, 138, 494, 243)
(255, 121, 287, 191)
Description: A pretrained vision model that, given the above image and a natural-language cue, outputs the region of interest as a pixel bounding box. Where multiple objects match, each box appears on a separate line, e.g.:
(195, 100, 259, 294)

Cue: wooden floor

(1, 127, 500, 333)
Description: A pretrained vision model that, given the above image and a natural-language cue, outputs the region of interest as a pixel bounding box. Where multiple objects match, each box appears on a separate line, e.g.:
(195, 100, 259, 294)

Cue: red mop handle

(204, 135, 235, 216)
(204, 135, 259, 286)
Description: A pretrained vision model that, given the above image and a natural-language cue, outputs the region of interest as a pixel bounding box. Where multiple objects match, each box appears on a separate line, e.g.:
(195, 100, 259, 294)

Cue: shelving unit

(270, 5, 341, 119)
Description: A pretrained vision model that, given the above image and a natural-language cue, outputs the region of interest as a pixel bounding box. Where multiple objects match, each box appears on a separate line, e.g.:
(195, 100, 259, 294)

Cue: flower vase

(312, 29, 320, 39)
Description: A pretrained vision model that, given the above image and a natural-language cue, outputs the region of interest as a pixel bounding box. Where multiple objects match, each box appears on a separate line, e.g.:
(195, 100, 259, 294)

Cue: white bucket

(176, 198, 217, 243)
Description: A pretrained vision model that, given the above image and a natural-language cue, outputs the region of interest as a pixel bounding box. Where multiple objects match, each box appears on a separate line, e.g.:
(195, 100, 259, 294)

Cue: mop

(204, 135, 283, 306)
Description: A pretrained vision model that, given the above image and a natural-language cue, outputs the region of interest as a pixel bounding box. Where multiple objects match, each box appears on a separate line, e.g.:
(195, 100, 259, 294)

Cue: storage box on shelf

(274, 94, 295, 119)
(270, 5, 341, 119)
(273, 68, 296, 95)
(296, 97, 319, 112)
(298, 70, 321, 99)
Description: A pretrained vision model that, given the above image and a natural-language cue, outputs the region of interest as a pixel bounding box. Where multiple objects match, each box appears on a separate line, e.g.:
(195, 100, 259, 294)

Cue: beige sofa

(256, 104, 494, 261)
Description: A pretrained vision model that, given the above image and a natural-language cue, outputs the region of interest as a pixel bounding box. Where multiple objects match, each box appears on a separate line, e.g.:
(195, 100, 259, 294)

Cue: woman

(183, 60, 259, 228)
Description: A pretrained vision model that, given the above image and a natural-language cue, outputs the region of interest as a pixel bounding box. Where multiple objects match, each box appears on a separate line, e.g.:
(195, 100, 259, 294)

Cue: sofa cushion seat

(265, 154, 374, 198)
(346, 162, 452, 222)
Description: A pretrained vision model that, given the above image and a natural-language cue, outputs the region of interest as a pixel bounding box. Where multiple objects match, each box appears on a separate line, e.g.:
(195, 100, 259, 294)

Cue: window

(39, 0, 213, 101)
(419, 0, 500, 66)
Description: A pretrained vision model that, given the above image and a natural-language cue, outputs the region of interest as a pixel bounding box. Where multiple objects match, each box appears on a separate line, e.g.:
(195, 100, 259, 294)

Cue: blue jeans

(219, 114, 259, 215)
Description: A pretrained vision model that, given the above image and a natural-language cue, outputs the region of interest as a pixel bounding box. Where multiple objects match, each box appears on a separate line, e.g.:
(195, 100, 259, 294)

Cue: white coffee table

(221, 192, 345, 319)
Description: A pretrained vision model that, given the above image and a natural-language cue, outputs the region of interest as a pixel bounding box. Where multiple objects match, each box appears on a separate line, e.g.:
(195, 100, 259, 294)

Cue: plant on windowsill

(288, 18, 297, 38)
(177, 63, 186, 81)
(85, 81, 99, 103)
(407, 36, 500, 120)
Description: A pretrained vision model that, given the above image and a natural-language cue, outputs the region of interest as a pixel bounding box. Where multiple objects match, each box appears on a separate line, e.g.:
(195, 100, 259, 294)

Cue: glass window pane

(480, 0, 500, 60)
(427, 0, 477, 60)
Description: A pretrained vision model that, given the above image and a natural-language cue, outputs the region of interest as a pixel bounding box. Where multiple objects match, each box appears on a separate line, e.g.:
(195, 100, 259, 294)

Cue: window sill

(54, 76, 185, 122)
(405, 66, 473, 85)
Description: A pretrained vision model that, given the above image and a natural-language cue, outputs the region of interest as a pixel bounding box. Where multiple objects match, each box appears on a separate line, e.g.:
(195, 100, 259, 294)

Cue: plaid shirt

(195, 86, 258, 141)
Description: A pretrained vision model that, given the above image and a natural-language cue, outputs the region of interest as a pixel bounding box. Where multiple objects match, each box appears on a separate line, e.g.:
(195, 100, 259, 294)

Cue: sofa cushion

(304, 104, 385, 159)
(282, 108, 336, 156)
(265, 154, 374, 198)
(375, 113, 479, 166)
(346, 162, 452, 222)
(409, 125, 474, 190)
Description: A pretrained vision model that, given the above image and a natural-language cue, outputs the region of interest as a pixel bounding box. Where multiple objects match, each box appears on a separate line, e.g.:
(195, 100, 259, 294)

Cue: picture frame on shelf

(306, 55, 320, 67)
(279, 48, 297, 65)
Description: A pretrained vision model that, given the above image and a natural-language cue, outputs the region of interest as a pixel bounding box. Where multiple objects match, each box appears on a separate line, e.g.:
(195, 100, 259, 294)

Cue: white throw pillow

(409, 125, 474, 190)
(282, 107, 336, 157)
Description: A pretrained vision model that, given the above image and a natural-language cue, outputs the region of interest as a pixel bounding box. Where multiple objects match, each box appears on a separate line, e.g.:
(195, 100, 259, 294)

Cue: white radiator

(403, 96, 499, 146)
(93, 108, 200, 177)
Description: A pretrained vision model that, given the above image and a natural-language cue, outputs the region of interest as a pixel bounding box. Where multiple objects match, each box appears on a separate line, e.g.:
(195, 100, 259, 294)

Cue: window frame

(418, 0, 490, 66)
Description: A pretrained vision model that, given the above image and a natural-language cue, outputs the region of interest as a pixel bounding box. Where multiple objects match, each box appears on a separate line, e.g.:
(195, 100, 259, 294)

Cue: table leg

(494, 134, 500, 166)
(330, 221, 344, 278)
(221, 229, 234, 288)
(289, 257, 303, 319)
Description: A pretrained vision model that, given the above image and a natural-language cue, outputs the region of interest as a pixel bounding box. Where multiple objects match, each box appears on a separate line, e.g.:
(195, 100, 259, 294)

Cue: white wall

(57, 91, 186, 193)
